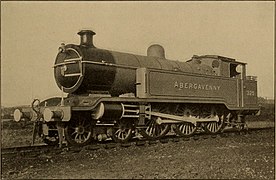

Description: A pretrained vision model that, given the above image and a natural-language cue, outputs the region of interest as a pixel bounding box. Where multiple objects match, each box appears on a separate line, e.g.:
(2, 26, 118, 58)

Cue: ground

(1, 128, 275, 179)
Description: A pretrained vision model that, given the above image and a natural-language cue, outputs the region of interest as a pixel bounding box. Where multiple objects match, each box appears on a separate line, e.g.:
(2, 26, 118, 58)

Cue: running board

(146, 111, 219, 125)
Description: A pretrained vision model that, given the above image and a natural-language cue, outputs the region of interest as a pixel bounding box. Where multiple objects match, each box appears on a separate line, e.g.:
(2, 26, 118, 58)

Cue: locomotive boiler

(55, 30, 216, 96)
(14, 30, 260, 147)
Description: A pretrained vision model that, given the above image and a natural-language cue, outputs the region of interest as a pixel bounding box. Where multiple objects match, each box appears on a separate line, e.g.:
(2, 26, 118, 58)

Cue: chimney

(77, 30, 96, 47)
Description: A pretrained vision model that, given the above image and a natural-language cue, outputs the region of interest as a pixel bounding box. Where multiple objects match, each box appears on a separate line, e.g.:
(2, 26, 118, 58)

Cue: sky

(1, 1, 274, 106)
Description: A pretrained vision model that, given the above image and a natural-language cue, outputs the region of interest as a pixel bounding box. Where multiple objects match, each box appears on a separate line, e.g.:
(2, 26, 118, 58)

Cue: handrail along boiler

(14, 30, 260, 146)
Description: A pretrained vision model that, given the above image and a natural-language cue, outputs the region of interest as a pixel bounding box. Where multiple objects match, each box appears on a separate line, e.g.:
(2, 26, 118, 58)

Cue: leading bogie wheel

(111, 120, 133, 143)
(64, 115, 94, 146)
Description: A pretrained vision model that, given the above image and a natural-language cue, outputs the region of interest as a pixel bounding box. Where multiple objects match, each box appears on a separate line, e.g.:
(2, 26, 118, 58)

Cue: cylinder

(101, 103, 123, 119)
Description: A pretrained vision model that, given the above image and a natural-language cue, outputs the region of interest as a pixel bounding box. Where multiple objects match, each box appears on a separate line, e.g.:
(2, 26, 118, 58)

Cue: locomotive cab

(188, 55, 245, 78)
(189, 55, 258, 109)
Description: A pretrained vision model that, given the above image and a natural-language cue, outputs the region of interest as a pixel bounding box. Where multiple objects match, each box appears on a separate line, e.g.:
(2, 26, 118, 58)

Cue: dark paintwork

(54, 45, 199, 95)
(136, 68, 258, 110)
(54, 45, 116, 94)
(53, 31, 259, 115)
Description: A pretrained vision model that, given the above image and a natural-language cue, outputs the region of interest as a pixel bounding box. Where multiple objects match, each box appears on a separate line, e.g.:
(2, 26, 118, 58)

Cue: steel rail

(1, 126, 274, 156)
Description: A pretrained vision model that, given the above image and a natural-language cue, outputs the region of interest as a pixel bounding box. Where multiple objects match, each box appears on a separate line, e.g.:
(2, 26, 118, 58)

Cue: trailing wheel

(112, 120, 133, 143)
(64, 114, 94, 146)
(140, 104, 170, 140)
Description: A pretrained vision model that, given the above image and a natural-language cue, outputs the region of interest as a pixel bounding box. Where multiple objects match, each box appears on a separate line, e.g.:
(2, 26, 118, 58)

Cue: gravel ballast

(1, 129, 274, 179)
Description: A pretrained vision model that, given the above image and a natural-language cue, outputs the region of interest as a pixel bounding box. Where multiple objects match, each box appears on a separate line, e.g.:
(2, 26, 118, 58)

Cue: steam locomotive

(14, 30, 259, 146)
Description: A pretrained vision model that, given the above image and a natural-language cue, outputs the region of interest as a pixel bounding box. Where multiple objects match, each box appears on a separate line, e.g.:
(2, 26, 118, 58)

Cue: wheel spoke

(115, 129, 120, 135)
(71, 131, 77, 136)
(141, 117, 169, 139)
(119, 131, 123, 139)
(152, 126, 156, 137)
(78, 134, 83, 142)
(140, 105, 171, 139)
(64, 117, 93, 146)
(74, 133, 79, 141)
(122, 132, 127, 139)
(83, 134, 88, 141)
(173, 106, 197, 137)
(214, 123, 218, 131)
(175, 122, 196, 137)
(184, 125, 187, 134)
(148, 126, 153, 136)
(111, 120, 133, 143)
(205, 115, 224, 134)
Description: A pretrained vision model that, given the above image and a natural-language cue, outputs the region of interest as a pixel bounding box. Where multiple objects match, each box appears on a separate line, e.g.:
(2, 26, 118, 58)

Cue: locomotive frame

(14, 30, 260, 147)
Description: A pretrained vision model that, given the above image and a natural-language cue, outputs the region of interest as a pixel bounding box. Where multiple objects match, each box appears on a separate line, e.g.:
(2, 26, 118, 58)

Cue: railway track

(1, 126, 274, 156)
(1, 144, 61, 156)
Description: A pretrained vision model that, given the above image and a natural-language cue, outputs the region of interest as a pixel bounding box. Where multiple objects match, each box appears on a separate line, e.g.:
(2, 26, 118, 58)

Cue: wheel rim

(112, 122, 133, 143)
(140, 115, 170, 139)
(143, 120, 169, 138)
(174, 107, 197, 137)
(140, 104, 172, 139)
(175, 122, 197, 137)
(204, 114, 224, 133)
(65, 118, 93, 146)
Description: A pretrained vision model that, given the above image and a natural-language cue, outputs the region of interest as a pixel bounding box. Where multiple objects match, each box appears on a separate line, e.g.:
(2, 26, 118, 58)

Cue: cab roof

(187, 55, 247, 65)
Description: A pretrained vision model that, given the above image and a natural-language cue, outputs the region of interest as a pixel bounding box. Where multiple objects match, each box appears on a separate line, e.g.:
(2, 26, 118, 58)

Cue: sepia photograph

(1, 1, 274, 179)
